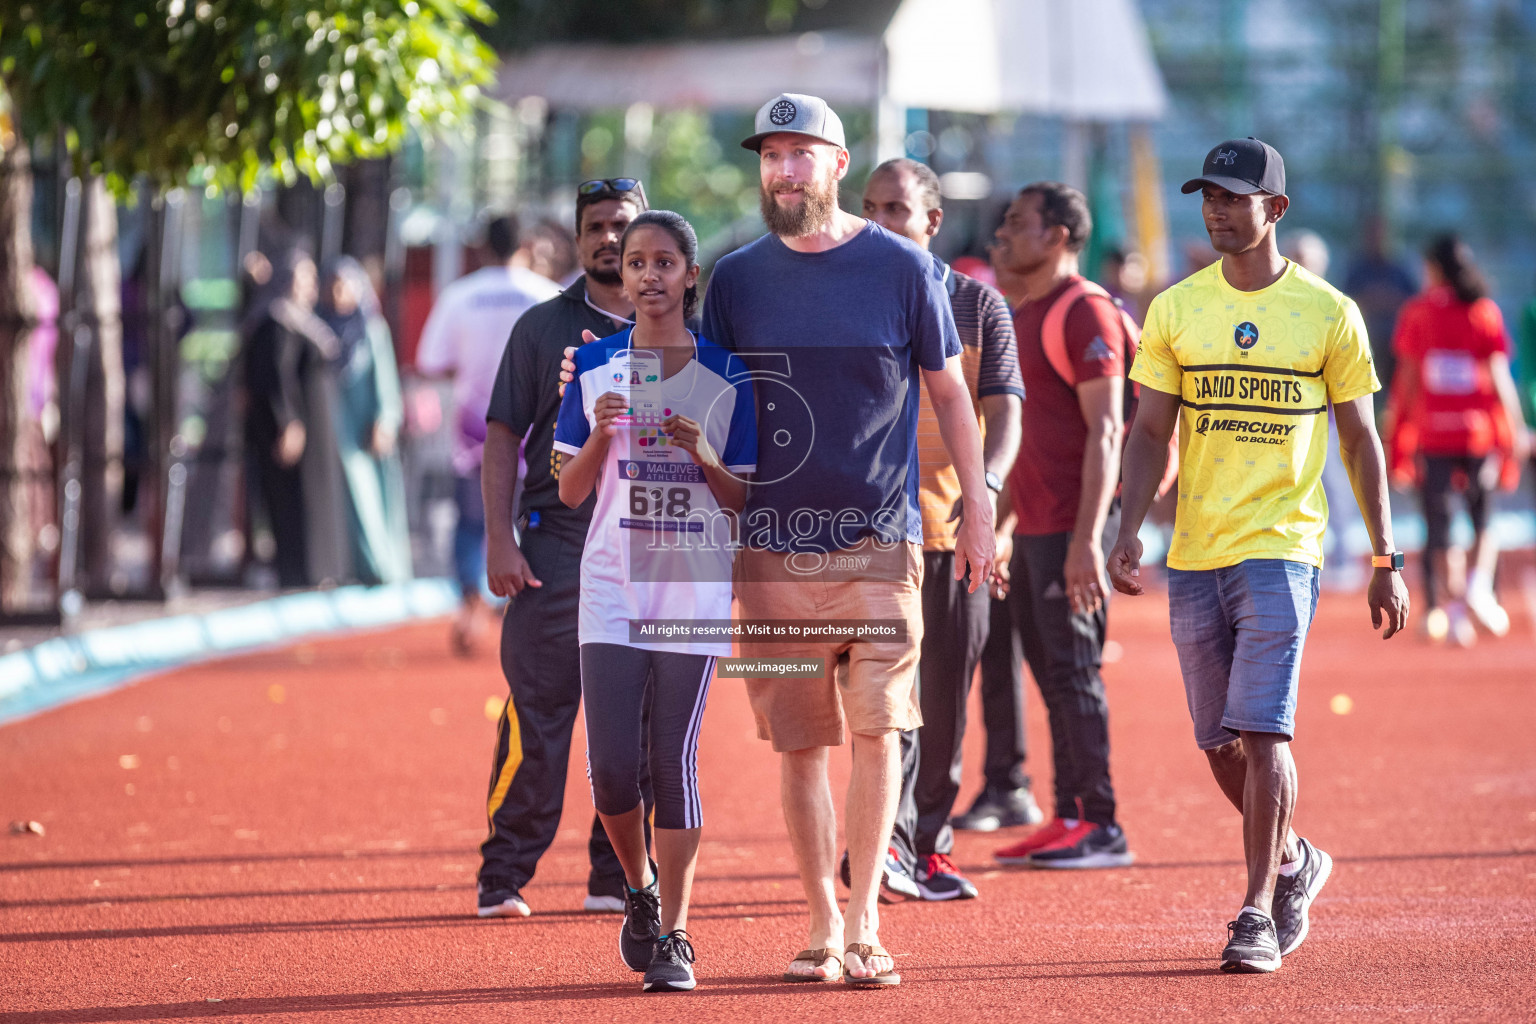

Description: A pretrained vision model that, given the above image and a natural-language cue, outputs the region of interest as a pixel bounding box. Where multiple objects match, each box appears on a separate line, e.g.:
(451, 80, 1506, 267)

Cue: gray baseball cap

(741, 93, 847, 152)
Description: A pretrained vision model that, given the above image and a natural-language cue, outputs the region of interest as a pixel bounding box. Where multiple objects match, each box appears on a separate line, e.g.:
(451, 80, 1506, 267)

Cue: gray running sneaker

(619, 867, 661, 972)
(1272, 837, 1332, 955)
(1221, 908, 1282, 973)
(643, 931, 697, 992)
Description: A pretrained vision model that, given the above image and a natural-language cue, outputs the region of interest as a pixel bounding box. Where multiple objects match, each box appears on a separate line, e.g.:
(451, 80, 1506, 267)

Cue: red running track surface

(1, 589, 1533, 1021)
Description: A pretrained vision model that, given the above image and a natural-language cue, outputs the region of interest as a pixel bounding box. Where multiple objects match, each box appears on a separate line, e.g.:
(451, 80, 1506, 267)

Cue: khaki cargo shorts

(734, 541, 924, 752)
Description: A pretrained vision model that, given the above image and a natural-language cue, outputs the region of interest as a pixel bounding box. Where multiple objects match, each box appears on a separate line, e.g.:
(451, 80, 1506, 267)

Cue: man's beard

(759, 175, 839, 238)
(584, 246, 623, 286)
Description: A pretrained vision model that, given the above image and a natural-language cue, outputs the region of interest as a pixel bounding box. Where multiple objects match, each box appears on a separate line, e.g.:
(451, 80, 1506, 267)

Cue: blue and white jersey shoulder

(553, 328, 756, 655)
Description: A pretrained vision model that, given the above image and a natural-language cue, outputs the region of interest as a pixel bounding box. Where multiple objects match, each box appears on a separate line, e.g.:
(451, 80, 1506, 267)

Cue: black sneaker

(1026, 822, 1135, 869)
(916, 852, 979, 901)
(476, 875, 530, 918)
(995, 787, 1045, 828)
(1222, 908, 1282, 973)
(1272, 837, 1332, 955)
(643, 931, 697, 992)
(951, 787, 1045, 831)
(620, 864, 661, 972)
(839, 847, 921, 903)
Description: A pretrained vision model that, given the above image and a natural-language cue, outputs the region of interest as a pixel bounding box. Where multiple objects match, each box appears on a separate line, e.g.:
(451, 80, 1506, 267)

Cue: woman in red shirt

(1387, 235, 1530, 644)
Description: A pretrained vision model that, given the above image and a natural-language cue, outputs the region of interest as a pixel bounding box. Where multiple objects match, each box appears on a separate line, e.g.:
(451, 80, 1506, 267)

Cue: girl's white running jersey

(553, 329, 756, 656)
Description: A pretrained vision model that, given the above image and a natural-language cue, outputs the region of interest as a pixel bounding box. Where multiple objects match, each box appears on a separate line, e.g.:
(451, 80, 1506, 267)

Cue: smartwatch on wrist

(984, 471, 1004, 494)
(1370, 551, 1405, 571)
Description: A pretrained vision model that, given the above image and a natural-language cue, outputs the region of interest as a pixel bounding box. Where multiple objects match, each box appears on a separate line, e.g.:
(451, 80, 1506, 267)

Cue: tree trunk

(341, 158, 392, 265)
(275, 178, 323, 253)
(0, 138, 39, 612)
(57, 175, 124, 596)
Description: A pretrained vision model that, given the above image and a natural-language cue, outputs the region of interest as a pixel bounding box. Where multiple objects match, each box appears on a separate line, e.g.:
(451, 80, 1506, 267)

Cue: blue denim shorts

(1167, 559, 1321, 749)
(453, 471, 486, 595)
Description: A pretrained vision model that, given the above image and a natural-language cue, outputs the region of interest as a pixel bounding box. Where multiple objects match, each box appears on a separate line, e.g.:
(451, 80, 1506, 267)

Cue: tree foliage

(0, 0, 497, 195)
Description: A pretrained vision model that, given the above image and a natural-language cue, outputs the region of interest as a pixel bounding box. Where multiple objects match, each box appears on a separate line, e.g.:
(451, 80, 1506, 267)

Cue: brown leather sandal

(843, 943, 901, 987)
(781, 947, 843, 982)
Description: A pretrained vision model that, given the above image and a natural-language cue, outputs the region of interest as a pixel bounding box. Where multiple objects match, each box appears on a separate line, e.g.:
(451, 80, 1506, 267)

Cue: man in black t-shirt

(473, 179, 648, 919)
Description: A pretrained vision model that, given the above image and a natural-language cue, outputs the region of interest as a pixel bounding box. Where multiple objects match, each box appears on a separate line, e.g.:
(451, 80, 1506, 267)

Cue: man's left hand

(953, 501, 996, 595)
(948, 490, 999, 538)
(989, 532, 1014, 599)
(1064, 535, 1108, 615)
(1368, 567, 1410, 639)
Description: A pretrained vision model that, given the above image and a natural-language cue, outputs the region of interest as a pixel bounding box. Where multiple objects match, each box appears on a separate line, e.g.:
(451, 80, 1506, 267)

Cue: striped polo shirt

(916, 263, 1026, 552)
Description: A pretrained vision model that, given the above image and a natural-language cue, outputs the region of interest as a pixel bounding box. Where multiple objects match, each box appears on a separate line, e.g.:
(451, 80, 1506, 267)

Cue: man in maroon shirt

(990, 182, 1135, 869)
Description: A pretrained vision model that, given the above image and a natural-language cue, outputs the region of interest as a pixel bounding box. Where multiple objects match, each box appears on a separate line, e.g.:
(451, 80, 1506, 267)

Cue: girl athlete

(554, 210, 756, 993)
(1387, 235, 1530, 645)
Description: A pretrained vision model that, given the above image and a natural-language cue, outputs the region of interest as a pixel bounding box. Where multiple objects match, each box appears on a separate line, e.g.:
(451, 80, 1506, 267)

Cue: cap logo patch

(1214, 149, 1238, 165)
(1234, 321, 1259, 349)
(769, 99, 797, 126)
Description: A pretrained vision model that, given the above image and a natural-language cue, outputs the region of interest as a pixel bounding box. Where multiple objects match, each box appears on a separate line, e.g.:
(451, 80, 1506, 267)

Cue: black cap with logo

(1180, 137, 1286, 196)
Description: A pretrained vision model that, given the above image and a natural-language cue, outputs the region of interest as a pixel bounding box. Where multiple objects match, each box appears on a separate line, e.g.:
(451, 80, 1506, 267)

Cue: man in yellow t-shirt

(1107, 138, 1410, 976)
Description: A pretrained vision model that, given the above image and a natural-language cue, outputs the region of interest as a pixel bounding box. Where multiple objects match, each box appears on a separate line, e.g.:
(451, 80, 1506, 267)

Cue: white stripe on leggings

(580, 667, 595, 806)
(680, 656, 714, 829)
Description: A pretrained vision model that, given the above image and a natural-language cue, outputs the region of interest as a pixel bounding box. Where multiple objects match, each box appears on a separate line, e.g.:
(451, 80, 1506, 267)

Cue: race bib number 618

(617, 459, 705, 531)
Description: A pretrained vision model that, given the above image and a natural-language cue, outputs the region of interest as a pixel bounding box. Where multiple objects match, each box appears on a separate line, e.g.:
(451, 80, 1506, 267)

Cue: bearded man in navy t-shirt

(706, 93, 995, 987)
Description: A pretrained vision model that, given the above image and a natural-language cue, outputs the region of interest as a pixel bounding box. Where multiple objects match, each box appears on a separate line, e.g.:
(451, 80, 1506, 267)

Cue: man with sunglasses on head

(475, 178, 656, 919)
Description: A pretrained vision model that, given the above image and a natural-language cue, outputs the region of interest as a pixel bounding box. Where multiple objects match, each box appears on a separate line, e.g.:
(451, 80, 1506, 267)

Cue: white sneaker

(1466, 588, 1511, 637)
(583, 893, 625, 913)
(1423, 607, 1449, 643)
(1447, 602, 1478, 648)
(477, 892, 531, 918)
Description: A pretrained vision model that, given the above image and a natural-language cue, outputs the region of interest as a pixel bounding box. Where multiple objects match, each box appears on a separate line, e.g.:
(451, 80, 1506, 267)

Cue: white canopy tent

(883, 0, 1166, 120)
(486, 0, 1171, 275)
(492, 0, 1167, 129)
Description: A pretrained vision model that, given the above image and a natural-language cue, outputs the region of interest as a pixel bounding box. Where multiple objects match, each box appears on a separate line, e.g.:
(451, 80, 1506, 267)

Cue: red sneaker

(916, 852, 978, 900)
(994, 818, 1072, 864)
(1022, 820, 1097, 856)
